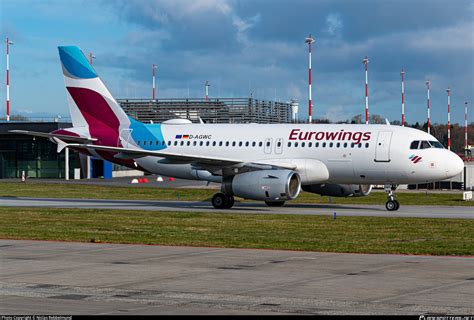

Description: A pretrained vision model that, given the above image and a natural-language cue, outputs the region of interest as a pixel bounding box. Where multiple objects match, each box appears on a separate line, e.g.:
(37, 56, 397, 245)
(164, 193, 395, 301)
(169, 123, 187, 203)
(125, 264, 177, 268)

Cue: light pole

(305, 34, 315, 123)
(426, 80, 431, 134)
(401, 69, 405, 127)
(205, 80, 210, 101)
(152, 64, 157, 100)
(89, 52, 96, 65)
(465, 101, 468, 157)
(5, 37, 13, 121)
(362, 56, 369, 124)
(447, 87, 451, 151)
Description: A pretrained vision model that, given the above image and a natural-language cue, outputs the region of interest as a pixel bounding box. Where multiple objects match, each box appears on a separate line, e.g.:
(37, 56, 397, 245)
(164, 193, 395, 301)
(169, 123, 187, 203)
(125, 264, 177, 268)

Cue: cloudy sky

(1, 0, 472, 123)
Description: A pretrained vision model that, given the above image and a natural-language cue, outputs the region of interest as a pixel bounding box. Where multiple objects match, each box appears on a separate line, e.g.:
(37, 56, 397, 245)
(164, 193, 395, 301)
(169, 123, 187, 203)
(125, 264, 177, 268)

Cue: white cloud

(325, 13, 343, 37)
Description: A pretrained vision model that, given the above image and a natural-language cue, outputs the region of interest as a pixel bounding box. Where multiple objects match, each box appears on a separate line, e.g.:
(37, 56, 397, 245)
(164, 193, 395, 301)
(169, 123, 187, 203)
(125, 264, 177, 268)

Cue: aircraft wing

(9, 130, 97, 143)
(53, 138, 297, 171)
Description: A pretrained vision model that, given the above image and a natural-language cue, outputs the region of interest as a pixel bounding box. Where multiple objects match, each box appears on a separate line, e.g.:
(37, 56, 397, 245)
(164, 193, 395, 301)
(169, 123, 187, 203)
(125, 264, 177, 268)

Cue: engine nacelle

(302, 184, 372, 197)
(223, 170, 301, 201)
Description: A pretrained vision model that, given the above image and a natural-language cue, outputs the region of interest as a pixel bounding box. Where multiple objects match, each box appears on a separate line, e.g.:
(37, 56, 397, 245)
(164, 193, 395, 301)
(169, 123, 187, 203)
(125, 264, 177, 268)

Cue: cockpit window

(429, 141, 444, 149)
(410, 141, 420, 149)
(420, 141, 431, 149)
(410, 140, 444, 150)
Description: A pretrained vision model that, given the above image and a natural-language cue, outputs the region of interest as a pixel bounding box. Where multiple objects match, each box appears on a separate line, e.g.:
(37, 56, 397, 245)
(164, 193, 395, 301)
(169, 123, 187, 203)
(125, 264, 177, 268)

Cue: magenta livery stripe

(414, 157, 422, 163)
(66, 87, 119, 147)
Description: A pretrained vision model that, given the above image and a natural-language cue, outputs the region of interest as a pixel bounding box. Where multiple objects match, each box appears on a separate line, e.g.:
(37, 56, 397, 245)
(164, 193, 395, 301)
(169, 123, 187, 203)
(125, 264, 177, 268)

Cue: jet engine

(302, 184, 372, 197)
(222, 170, 301, 201)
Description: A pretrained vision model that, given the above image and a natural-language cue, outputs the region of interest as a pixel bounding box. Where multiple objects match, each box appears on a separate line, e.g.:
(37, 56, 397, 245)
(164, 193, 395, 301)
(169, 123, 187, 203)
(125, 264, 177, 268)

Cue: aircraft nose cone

(445, 152, 464, 179)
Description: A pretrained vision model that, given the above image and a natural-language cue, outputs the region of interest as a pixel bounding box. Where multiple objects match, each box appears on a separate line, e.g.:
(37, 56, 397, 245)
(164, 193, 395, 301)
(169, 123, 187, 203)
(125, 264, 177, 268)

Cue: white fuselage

(126, 123, 463, 185)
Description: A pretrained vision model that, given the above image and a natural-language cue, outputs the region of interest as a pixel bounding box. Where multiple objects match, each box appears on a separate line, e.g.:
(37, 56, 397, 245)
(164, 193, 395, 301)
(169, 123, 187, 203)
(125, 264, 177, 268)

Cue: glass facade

(0, 137, 79, 179)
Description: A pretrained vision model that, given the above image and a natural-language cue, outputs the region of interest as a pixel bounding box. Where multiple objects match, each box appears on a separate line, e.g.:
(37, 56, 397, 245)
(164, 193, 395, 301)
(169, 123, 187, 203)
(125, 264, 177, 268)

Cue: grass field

(0, 182, 472, 206)
(0, 207, 472, 256)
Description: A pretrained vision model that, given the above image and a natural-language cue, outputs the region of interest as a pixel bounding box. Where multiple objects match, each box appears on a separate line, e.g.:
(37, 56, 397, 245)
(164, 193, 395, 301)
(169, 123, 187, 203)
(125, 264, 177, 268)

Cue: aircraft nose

(444, 152, 464, 179)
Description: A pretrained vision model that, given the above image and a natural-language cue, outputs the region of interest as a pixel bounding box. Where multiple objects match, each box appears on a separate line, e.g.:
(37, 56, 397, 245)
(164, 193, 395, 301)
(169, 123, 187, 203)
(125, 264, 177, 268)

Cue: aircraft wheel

(385, 200, 398, 211)
(212, 193, 228, 209)
(225, 195, 235, 209)
(393, 200, 400, 211)
(265, 201, 285, 207)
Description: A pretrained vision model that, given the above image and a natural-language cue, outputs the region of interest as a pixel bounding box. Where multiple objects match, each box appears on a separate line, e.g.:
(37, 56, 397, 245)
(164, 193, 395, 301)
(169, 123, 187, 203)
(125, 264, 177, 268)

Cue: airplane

(11, 46, 465, 211)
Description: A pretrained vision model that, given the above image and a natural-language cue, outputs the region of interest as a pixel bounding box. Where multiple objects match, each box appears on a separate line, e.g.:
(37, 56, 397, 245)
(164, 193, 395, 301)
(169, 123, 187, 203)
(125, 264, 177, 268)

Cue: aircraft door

(118, 129, 133, 148)
(264, 138, 273, 154)
(375, 131, 392, 162)
(275, 138, 283, 154)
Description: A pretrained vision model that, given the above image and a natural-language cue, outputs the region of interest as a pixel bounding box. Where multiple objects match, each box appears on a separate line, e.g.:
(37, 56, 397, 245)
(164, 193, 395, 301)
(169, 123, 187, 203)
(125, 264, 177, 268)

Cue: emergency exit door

(375, 131, 392, 162)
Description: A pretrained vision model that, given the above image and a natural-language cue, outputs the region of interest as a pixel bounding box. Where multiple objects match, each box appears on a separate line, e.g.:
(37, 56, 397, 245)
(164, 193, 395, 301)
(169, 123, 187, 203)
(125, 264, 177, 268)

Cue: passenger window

(174, 141, 178, 146)
(168, 141, 171, 146)
(295, 142, 299, 147)
(410, 141, 420, 149)
(206, 141, 210, 146)
(336, 142, 340, 148)
(277, 141, 281, 147)
(239, 141, 242, 147)
(149, 140, 152, 145)
(288, 142, 292, 147)
(143, 140, 147, 146)
(420, 141, 431, 149)
(245, 141, 249, 147)
(155, 140, 159, 145)
(316, 142, 319, 147)
(266, 141, 271, 147)
(329, 142, 333, 148)
(365, 143, 369, 148)
(351, 142, 355, 148)
(301, 142, 305, 147)
(358, 143, 362, 148)
(259, 142, 263, 147)
(193, 141, 197, 146)
(200, 141, 204, 146)
(308, 142, 312, 147)
(180, 141, 184, 146)
(212, 141, 216, 146)
(252, 141, 256, 147)
(232, 141, 236, 147)
(219, 141, 223, 146)
(344, 142, 347, 148)
(226, 141, 229, 146)
(137, 141, 141, 145)
(162, 141, 166, 146)
(322, 142, 326, 148)
(187, 141, 191, 146)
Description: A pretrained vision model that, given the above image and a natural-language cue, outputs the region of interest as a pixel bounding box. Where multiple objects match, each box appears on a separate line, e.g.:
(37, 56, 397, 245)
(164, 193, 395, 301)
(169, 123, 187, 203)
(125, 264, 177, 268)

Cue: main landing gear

(385, 185, 400, 211)
(211, 192, 235, 209)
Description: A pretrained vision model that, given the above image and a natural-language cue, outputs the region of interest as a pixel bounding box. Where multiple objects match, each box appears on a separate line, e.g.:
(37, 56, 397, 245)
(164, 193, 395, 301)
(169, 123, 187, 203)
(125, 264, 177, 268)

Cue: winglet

(385, 118, 391, 125)
(52, 137, 69, 153)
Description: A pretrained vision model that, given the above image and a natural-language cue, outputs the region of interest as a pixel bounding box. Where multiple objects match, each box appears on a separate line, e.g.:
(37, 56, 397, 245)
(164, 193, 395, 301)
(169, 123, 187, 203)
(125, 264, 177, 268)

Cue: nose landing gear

(385, 185, 400, 211)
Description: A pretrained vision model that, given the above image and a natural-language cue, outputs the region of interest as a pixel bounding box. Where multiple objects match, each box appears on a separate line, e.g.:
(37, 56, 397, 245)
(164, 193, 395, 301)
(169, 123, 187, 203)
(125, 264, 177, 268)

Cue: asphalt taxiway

(0, 196, 473, 219)
(1, 240, 472, 315)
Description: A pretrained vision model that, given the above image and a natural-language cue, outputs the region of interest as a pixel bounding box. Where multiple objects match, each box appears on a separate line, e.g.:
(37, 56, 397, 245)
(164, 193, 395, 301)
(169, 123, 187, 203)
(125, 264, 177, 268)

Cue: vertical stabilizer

(58, 46, 130, 146)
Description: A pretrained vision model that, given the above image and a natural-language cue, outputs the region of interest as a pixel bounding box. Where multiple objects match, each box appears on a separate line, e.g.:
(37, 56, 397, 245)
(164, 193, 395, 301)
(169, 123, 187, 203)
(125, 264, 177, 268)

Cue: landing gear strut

(211, 192, 234, 209)
(385, 185, 400, 211)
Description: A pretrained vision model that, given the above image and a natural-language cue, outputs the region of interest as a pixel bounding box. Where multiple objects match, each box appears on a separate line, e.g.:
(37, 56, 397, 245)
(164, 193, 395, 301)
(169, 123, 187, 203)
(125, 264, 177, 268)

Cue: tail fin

(58, 46, 130, 145)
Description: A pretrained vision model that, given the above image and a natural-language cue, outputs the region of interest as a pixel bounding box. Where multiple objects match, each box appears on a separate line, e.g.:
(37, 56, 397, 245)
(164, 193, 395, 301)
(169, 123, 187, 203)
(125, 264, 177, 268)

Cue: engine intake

(302, 184, 372, 197)
(223, 170, 301, 201)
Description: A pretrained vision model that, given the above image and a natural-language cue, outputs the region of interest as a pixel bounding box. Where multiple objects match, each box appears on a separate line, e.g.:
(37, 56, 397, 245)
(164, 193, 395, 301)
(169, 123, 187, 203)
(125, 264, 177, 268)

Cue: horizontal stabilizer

(9, 130, 97, 142)
(52, 137, 69, 153)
